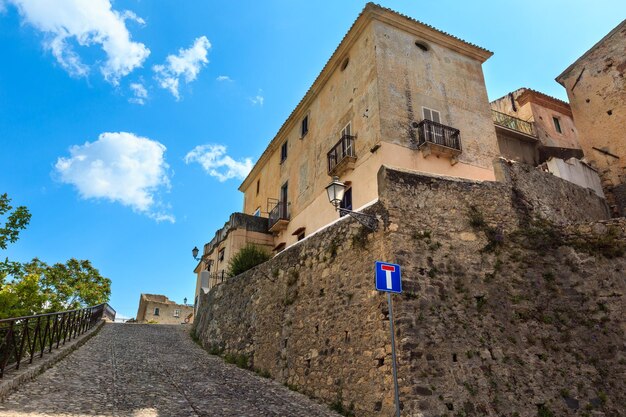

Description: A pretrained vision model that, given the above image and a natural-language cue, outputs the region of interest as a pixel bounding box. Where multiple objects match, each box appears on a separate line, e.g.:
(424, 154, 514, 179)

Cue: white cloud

(129, 82, 148, 105)
(6, 0, 150, 84)
(250, 89, 264, 106)
(153, 36, 210, 100)
(55, 132, 174, 222)
(184, 144, 253, 182)
(216, 75, 232, 82)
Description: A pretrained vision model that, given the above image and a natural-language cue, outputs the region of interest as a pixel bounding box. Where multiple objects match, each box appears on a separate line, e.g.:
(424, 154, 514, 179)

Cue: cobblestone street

(0, 324, 340, 417)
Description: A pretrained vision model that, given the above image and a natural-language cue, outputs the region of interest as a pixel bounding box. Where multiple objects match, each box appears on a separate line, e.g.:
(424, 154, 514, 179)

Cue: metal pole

(388, 292, 401, 417)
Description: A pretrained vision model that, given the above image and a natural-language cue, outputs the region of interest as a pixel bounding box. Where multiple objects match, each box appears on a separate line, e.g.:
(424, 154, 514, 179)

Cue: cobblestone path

(0, 324, 340, 417)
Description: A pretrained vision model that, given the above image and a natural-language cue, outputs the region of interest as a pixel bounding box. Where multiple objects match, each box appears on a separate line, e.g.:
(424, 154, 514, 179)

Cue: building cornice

(239, 3, 492, 192)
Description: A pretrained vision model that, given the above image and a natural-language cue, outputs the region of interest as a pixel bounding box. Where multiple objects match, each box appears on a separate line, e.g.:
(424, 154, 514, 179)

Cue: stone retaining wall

(194, 163, 623, 417)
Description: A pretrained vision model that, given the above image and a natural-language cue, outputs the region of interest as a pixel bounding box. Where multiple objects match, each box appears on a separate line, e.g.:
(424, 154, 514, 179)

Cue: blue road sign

(375, 261, 402, 293)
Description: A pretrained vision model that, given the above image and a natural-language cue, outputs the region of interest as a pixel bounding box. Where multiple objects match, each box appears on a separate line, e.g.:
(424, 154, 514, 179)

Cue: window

(154, 307, 160, 316)
(553, 117, 562, 134)
(297, 231, 305, 241)
(218, 248, 225, 262)
(341, 122, 352, 138)
(339, 187, 352, 217)
(174, 309, 180, 318)
(422, 107, 441, 123)
(280, 141, 288, 163)
(206, 260, 212, 272)
(280, 182, 288, 206)
(256, 179, 260, 195)
(253, 207, 261, 217)
(340, 57, 350, 71)
(422, 107, 443, 143)
(301, 115, 309, 137)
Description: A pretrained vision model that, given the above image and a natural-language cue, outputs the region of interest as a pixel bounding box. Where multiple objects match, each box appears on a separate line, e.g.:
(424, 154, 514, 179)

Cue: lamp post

(325, 176, 378, 231)
(192, 246, 201, 261)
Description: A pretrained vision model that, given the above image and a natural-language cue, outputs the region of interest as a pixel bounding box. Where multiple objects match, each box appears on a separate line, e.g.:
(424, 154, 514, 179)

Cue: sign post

(375, 261, 402, 417)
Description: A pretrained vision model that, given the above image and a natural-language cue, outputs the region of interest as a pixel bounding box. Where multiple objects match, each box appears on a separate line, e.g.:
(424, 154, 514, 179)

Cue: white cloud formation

(129, 82, 148, 105)
(6, 0, 150, 84)
(250, 89, 264, 106)
(153, 36, 210, 100)
(216, 75, 232, 82)
(55, 132, 174, 222)
(184, 144, 253, 182)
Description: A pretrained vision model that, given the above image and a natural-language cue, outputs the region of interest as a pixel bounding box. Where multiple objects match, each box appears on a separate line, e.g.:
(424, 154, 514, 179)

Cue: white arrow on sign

(381, 264, 396, 289)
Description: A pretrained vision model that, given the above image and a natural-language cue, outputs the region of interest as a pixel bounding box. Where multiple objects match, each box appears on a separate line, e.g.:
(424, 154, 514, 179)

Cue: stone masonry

(194, 163, 624, 417)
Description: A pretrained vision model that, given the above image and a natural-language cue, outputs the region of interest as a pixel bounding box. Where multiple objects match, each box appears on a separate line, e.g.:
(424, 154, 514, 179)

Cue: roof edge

(239, 3, 492, 192)
(556, 19, 626, 85)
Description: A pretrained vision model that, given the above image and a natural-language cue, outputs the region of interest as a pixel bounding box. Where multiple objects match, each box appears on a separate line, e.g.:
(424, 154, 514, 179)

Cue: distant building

(491, 88, 582, 166)
(135, 294, 194, 324)
(556, 19, 626, 215)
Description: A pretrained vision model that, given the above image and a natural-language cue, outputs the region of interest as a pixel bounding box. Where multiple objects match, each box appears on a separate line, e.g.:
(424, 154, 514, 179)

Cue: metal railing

(492, 110, 535, 136)
(327, 134, 356, 174)
(0, 303, 112, 378)
(268, 200, 290, 230)
(208, 271, 227, 288)
(417, 120, 461, 150)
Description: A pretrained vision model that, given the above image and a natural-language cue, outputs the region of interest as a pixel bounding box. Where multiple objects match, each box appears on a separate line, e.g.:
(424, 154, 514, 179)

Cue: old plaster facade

(490, 88, 582, 166)
(556, 19, 626, 215)
(136, 294, 194, 324)
(238, 3, 499, 252)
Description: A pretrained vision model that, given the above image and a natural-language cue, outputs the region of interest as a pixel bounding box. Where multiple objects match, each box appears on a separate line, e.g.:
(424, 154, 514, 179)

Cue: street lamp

(192, 246, 200, 261)
(325, 176, 378, 231)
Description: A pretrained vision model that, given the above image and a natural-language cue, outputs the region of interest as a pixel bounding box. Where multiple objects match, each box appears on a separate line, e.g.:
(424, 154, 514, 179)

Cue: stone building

(556, 19, 626, 215)
(193, 213, 273, 306)
(193, 3, 502, 292)
(490, 88, 582, 166)
(239, 3, 499, 252)
(135, 294, 194, 324)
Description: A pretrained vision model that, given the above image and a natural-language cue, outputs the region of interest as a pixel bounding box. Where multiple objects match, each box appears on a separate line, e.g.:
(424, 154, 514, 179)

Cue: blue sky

(1, 0, 624, 319)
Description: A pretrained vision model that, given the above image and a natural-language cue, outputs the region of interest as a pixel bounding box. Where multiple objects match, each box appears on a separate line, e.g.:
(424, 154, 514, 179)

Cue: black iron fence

(0, 303, 114, 378)
(327, 134, 356, 174)
(208, 271, 227, 288)
(268, 200, 290, 230)
(417, 120, 461, 150)
(492, 110, 535, 136)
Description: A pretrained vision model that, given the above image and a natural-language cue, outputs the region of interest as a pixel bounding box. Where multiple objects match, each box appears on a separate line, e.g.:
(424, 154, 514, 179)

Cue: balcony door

(280, 182, 288, 218)
(340, 122, 353, 158)
(422, 107, 443, 144)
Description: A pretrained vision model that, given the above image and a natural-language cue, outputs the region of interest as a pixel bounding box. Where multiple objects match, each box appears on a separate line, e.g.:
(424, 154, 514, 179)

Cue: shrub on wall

(228, 244, 271, 277)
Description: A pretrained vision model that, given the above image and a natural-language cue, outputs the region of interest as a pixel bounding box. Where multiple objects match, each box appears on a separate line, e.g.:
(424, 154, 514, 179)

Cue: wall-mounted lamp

(325, 176, 378, 231)
(192, 246, 201, 261)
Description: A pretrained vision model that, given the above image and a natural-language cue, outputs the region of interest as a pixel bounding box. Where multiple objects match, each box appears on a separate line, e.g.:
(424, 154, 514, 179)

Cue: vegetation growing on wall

(228, 244, 272, 277)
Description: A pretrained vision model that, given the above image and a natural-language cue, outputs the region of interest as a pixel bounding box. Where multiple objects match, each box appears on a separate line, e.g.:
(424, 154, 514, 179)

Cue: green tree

(0, 193, 111, 319)
(0, 193, 31, 277)
(41, 258, 111, 310)
(228, 244, 271, 276)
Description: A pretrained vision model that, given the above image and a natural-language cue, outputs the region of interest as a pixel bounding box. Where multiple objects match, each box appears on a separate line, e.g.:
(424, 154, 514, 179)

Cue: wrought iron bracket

(338, 208, 378, 231)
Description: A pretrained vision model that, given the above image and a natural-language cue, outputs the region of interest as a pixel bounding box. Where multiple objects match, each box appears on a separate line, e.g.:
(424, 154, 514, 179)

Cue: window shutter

(423, 108, 432, 121)
(432, 110, 441, 124)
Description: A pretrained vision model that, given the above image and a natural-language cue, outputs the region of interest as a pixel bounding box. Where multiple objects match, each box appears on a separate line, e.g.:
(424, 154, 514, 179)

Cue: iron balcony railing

(208, 271, 227, 288)
(0, 303, 113, 378)
(268, 200, 290, 230)
(417, 120, 461, 151)
(491, 110, 535, 137)
(327, 134, 356, 174)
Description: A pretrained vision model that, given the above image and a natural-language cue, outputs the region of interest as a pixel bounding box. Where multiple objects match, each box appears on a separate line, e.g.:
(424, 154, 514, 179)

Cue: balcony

(268, 200, 290, 233)
(327, 134, 356, 176)
(416, 120, 462, 160)
(492, 110, 536, 139)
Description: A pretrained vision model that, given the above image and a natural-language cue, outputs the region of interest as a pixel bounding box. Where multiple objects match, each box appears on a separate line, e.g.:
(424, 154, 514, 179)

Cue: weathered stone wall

(194, 165, 623, 417)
